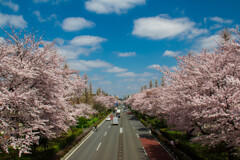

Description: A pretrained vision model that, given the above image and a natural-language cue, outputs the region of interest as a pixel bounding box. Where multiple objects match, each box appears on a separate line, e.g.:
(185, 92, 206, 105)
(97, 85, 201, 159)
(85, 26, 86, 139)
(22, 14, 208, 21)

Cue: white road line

(108, 125, 110, 129)
(96, 143, 101, 151)
(65, 130, 94, 160)
(64, 114, 111, 160)
(104, 132, 107, 136)
(120, 127, 123, 133)
(136, 133, 139, 138)
(142, 147, 148, 156)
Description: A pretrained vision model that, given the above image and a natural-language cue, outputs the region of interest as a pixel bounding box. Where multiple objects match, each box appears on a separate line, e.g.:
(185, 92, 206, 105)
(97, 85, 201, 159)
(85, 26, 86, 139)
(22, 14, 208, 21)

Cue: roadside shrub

(76, 117, 88, 128)
(93, 103, 106, 112)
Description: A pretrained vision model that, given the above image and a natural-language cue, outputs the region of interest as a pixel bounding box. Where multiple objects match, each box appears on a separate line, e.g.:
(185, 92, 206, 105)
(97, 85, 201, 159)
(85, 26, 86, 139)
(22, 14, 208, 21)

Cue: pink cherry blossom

(125, 27, 240, 149)
(0, 30, 87, 156)
(94, 94, 119, 109)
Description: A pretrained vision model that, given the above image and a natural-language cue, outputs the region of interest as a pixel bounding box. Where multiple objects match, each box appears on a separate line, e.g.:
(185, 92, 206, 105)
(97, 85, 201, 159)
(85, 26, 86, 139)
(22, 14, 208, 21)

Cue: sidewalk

(140, 137, 174, 160)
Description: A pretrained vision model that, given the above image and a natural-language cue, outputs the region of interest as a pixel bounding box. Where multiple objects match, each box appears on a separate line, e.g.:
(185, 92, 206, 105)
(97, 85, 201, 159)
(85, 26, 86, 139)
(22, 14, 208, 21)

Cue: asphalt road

(63, 108, 172, 160)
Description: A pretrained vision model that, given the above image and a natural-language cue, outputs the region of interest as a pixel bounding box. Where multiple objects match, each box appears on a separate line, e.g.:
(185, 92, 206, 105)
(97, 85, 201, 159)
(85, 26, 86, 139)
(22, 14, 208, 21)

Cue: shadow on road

(128, 116, 139, 121)
(137, 128, 149, 132)
(139, 133, 153, 139)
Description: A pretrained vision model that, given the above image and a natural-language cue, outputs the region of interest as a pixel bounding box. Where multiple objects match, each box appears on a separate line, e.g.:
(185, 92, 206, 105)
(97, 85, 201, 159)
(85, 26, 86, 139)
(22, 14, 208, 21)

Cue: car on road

(112, 117, 119, 125)
(116, 113, 120, 118)
(105, 116, 111, 121)
(127, 110, 131, 114)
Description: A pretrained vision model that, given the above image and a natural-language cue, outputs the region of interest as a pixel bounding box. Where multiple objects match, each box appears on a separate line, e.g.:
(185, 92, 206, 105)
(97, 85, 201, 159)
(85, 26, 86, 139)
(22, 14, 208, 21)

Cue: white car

(112, 117, 119, 125)
(105, 117, 111, 121)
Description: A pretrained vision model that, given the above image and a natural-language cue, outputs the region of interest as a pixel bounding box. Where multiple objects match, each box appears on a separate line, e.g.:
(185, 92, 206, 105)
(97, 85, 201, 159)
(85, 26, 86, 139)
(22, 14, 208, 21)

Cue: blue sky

(0, 0, 239, 97)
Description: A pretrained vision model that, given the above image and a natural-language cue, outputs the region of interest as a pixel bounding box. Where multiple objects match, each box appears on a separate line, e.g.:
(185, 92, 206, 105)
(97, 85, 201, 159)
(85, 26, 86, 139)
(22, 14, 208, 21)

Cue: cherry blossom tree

(0, 29, 87, 156)
(74, 103, 97, 118)
(125, 87, 167, 117)
(157, 28, 240, 149)
(94, 94, 119, 109)
(125, 27, 240, 152)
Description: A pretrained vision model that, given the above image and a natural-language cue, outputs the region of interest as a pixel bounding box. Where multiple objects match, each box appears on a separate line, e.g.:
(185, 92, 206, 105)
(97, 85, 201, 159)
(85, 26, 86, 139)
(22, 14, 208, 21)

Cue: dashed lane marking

(96, 143, 101, 151)
(104, 132, 107, 136)
(120, 127, 123, 134)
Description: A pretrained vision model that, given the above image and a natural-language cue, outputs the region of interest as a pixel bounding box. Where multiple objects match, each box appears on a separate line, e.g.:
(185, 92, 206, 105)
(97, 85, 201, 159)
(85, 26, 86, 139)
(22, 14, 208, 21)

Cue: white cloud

(55, 38, 65, 45)
(210, 17, 233, 24)
(62, 17, 95, 32)
(118, 78, 135, 82)
(127, 85, 140, 90)
(140, 72, 153, 77)
(80, 59, 112, 68)
(98, 80, 112, 85)
(70, 35, 106, 46)
(187, 28, 208, 39)
(90, 74, 104, 81)
(0, 12, 27, 28)
(196, 34, 220, 49)
(163, 50, 181, 57)
(67, 59, 112, 71)
(137, 78, 148, 82)
(58, 45, 99, 59)
(34, 0, 49, 2)
(148, 64, 177, 71)
(116, 71, 152, 77)
(0, 0, 19, 12)
(210, 24, 222, 30)
(85, 0, 146, 14)
(0, 37, 4, 43)
(58, 47, 88, 59)
(132, 15, 207, 40)
(204, 17, 207, 24)
(118, 52, 136, 57)
(147, 64, 161, 69)
(33, 0, 68, 4)
(116, 72, 137, 77)
(33, 11, 57, 22)
(105, 67, 127, 73)
(57, 35, 106, 59)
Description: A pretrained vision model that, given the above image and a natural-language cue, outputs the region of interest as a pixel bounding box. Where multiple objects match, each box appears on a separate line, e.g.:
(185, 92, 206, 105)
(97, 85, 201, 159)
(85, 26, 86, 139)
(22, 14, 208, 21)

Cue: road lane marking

(142, 147, 148, 156)
(64, 114, 112, 160)
(96, 143, 101, 151)
(118, 132, 123, 160)
(136, 133, 139, 138)
(120, 127, 123, 133)
(64, 130, 94, 160)
(104, 132, 107, 136)
(108, 125, 110, 129)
